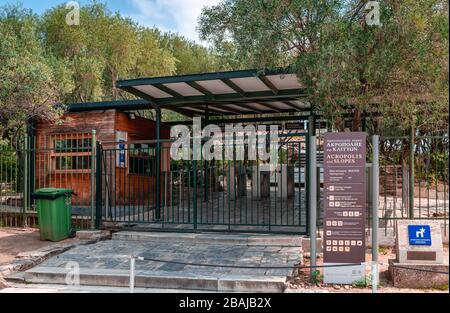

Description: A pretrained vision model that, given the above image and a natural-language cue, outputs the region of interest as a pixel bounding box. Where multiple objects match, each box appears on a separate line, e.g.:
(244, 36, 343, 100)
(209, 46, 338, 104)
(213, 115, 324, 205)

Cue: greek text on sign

(323, 132, 367, 284)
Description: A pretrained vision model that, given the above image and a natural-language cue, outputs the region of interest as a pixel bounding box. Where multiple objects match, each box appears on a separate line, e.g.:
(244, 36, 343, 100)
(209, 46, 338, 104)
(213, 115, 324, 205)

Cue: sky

(0, 0, 221, 43)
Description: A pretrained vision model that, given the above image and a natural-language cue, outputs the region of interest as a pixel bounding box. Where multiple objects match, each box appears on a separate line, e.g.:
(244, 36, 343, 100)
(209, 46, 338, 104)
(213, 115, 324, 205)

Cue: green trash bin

(33, 188, 73, 242)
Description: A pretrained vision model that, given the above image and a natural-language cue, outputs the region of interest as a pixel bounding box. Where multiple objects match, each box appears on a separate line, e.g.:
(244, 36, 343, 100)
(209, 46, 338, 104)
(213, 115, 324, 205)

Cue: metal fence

(378, 134, 449, 233)
(1, 131, 448, 235)
(98, 136, 310, 233)
(312, 133, 449, 236)
(0, 134, 94, 229)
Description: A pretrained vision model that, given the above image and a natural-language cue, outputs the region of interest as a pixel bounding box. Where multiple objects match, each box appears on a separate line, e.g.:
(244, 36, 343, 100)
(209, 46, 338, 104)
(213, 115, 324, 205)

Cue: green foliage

(432, 284, 449, 291)
(0, 140, 18, 186)
(39, 3, 178, 102)
(352, 275, 372, 288)
(0, 5, 66, 140)
(159, 32, 226, 74)
(199, 0, 449, 134)
(1, 2, 227, 136)
(311, 270, 323, 284)
(378, 246, 389, 255)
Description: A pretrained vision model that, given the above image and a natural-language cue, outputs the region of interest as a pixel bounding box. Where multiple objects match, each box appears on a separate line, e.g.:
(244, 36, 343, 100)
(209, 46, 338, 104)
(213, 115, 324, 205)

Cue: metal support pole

(95, 141, 103, 229)
(409, 127, 415, 219)
(129, 256, 144, 293)
(155, 109, 162, 220)
(309, 135, 317, 282)
(305, 114, 316, 235)
(193, 159, 198, 230)
(129, 256, 135, 293)
(204, 110, 209, 201)
(90, 130, 96, 229)
(372, 135, 379, 293)
(309, 114, 316, 137)
(27, 119, 36, 205)
(23, 135, 28, 228)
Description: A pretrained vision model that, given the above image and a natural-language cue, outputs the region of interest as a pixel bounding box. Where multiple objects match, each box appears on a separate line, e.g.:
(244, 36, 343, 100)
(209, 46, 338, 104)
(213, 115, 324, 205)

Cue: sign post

(323, 132, 367, 284)
(372, 135, 379, 293)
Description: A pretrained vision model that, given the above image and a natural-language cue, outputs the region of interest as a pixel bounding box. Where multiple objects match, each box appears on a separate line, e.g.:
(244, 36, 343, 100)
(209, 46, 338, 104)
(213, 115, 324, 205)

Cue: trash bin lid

(33, 188, 74, 199)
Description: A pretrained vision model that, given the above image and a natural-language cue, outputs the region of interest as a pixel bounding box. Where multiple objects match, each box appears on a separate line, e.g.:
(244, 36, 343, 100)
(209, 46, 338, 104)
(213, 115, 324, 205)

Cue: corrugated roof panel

(268, 101, 295, 110)
(246, 103, 274, 111)
(196, 80, 236, 94)
(163, 82, 204, 96)
(134, 85, 172, 98)
(226, 104, 253, 111)
(230, 77, 270, 92)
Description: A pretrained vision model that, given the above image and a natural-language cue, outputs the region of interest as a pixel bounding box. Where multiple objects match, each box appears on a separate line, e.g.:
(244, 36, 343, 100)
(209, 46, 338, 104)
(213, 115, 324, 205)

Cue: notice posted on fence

(323, 132, 367, 284)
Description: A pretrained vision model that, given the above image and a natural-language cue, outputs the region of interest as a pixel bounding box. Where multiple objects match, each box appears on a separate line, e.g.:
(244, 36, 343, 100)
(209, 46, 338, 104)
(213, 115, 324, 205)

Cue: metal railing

(312, 133, 449, 236)
(1, 131, 448, 235)
(97, 138, 309, 233)
(0, 133, 95, 229)
(378, 134, 449, 233)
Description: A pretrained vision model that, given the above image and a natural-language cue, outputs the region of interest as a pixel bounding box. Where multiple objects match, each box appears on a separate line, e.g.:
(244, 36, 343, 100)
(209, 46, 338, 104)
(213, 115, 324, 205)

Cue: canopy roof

(115, 68, 310, 117)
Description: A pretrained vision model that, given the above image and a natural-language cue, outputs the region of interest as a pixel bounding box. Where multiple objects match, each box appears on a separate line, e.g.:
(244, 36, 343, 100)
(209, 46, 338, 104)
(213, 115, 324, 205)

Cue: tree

(199, 0, 449, 134)
(159, 32, 225, 74)
(40, 3, 178, 102)
(0, 6, 67, 141)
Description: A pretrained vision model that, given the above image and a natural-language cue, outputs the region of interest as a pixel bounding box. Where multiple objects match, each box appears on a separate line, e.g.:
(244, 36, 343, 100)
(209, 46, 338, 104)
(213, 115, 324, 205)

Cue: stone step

(112, 231, 302, 247)
(24, 267, 287, 293)
(1, 283, 220, 293)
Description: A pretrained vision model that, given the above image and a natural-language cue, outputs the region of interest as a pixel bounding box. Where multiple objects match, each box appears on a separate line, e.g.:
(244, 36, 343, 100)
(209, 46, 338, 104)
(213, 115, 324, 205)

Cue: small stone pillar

(389, 220, 448, 288)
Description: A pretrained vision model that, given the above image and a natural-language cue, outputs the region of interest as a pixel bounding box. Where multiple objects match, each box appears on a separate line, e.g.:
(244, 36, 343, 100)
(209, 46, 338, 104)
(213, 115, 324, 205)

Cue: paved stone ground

(34, 238, 301, 278)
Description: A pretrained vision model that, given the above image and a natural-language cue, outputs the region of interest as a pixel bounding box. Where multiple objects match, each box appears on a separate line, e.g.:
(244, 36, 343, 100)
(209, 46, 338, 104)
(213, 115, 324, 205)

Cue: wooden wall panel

(34, 109, 173, 212)
(35, 110, 117, 206)
(115, 112, 171, 140)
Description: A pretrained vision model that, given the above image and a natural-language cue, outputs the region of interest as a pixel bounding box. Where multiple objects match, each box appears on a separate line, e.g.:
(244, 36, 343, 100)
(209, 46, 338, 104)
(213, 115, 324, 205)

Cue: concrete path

(19, 232, 303, 293)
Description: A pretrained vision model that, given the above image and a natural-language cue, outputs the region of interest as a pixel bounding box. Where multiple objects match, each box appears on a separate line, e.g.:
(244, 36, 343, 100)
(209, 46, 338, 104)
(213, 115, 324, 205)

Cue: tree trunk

(334, 116, 345, 132)
(352, 109, 361, 131)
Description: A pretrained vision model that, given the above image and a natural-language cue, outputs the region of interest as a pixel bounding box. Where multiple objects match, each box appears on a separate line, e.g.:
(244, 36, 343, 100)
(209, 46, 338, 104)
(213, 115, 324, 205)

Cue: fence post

(90, 130, 96, 229)
(129, 256, 135, 293)
(309, 135, 317, 282)
(193, 159, 197, 230)
(95, 141, 102, 229)
(409, 127, 415, 219)
(372, 135, 380, 293)
(23, 135, 28, 228)
(306, 114, 316, 235)
(155, 108, 161, 220)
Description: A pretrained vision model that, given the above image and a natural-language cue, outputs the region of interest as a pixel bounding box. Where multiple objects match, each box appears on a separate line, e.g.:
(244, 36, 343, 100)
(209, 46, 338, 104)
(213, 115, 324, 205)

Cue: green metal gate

(96, 136, 309, 234)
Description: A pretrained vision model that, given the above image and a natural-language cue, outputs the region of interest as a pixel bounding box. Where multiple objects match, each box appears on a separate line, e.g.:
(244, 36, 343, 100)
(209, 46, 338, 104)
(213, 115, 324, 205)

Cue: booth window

(129, 143, 155, 176)
(51, 134, 92, 171)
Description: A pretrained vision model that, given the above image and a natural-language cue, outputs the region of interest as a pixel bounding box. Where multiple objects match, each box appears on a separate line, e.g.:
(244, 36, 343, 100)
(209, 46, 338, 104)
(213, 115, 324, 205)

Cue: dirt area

(287, 246, 449, 293)
(0, 228, 79, 267)
(0, 228, 83, 290)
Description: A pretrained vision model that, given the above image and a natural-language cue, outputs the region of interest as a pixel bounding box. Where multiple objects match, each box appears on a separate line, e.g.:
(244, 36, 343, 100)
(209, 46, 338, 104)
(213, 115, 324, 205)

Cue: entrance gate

(96, 133, 309, 234)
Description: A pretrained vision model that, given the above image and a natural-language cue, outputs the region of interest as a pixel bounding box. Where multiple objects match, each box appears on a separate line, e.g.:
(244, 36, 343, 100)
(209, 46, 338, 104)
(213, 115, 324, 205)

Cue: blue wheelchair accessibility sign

(408, 225, 432, 246)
